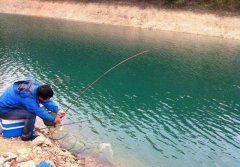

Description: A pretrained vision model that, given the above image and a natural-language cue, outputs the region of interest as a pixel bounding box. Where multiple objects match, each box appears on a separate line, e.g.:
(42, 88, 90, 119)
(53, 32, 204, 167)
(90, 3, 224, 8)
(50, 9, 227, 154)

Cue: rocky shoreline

(0, 123, 84, 167)
(0, 117, 109, 167)
(0, 0, 240, 40)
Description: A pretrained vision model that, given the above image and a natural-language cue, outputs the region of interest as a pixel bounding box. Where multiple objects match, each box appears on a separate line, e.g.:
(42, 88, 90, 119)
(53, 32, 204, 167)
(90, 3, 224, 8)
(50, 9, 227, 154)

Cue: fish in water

(52, 75, 64, 86)
(235, 135, 240, 143)
(98, 143, 114, 164)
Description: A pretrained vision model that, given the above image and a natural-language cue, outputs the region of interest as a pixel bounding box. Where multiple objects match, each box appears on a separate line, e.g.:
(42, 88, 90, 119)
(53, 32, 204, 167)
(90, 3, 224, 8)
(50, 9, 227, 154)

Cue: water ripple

(1, 13, 240, 167)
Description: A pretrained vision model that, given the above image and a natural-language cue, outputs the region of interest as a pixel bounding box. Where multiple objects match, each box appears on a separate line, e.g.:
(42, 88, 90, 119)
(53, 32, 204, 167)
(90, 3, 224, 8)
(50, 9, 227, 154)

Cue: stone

(34, 146, 42, 154)
(4, 161, 11, 167)
(17, 160, 35, 167)
(59, 151, 72, 157)
(42, 138, 52, 147)
(3, 152, 17, 162)
(16, 148, 32, 163)
(98, 143, 113, 163)
(0, 156, 4, 165)
(16, 154, 31, 163)
(17, 148, 31, 155)
(31, 135, 52, 147)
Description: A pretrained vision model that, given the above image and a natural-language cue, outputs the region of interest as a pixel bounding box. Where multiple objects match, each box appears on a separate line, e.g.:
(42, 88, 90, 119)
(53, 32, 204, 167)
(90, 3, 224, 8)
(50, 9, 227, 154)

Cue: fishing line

(41, 114, 115, 130)
(41, 114, 114, 151)
(45, 47, 161, 130)
(65, 47, 161, 113)
(61, 114, 115, 126)
(42, 47, 161, 148)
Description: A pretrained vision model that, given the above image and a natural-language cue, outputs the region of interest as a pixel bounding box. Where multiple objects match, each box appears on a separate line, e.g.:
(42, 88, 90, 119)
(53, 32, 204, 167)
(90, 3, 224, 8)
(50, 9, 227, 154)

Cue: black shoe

(21, 134, 39, 141)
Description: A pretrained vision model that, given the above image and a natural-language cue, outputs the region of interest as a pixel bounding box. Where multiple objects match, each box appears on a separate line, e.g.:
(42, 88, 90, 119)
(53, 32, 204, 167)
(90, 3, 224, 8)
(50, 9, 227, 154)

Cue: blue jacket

(0, 80, 60, 122)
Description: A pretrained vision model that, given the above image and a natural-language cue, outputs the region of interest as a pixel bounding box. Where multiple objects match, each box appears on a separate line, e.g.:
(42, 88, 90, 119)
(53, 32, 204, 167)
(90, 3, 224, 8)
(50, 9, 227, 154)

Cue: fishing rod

(65, 47, 161, 113)
(43, 48, 161, 139)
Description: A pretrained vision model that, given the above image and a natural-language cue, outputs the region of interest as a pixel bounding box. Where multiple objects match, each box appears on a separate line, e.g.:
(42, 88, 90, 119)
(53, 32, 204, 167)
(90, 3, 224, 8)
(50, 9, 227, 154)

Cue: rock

(16, 154, 31, 163)
(17, 148, 31, 155)
(31, 135, 52, 147)
(35, 117, 46, 128)
(0, 129, 83, 167)
(63, 162, 73, 167)
(68, 164, 79, 167)
(59, 150, 72, 157)
(42, 138, 52, 147)
(17, 160, 35, 167)
(40, 128, 50, 135)
(98, 143, 113, 163)
(4, 161, 11, 167)
(16, 148, 32, 163)
(32, 146, 42, 154)
(236, 135, 240, 143)
(0, 156, 4, 165)
(8, 159, 17, 167)
(3, 152, 17, 162)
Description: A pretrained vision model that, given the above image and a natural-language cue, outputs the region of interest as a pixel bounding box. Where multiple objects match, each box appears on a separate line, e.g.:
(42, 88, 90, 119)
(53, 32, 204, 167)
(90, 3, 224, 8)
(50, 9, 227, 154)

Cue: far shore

(0, 0, 240, 40)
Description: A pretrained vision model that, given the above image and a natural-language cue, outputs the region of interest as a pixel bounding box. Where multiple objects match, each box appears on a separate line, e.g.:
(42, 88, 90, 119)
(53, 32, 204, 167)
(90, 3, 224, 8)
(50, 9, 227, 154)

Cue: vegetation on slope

(41, 0, 240, 14)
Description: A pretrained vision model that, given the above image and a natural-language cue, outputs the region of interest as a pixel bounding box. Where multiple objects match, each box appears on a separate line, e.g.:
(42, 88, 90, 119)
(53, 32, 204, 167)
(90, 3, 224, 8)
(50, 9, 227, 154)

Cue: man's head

(37, 85, 54, 102)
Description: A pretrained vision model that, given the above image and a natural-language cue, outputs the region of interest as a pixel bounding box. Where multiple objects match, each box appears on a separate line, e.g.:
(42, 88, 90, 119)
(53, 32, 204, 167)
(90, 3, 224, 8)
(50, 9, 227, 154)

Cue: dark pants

(0, 109, 36, 140)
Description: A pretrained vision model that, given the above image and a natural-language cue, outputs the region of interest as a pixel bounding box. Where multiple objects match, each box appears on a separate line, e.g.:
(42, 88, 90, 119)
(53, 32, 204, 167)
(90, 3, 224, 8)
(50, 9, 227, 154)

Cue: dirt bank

(0, 0, 240, 40)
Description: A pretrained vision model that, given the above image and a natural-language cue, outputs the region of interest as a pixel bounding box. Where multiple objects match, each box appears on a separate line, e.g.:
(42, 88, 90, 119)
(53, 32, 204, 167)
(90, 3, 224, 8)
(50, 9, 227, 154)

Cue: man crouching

(0, 80, 66, 141)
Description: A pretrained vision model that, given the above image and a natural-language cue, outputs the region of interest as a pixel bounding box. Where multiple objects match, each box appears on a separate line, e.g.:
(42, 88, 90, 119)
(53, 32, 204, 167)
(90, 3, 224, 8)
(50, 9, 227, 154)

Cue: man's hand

(57, 110, 66, 118)
(54, 115, 63, 124)
(54, 110, 66, 124)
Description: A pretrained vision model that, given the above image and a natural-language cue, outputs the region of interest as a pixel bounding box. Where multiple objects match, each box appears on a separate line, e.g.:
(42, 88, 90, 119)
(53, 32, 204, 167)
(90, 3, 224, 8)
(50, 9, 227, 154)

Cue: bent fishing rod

(43, 47, 161, 129)
(65, 47, 161, 113)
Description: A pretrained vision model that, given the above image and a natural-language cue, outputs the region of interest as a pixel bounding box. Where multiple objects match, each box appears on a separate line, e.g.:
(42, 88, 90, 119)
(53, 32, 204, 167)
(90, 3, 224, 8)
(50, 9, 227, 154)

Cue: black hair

(37, 85, 54, 99)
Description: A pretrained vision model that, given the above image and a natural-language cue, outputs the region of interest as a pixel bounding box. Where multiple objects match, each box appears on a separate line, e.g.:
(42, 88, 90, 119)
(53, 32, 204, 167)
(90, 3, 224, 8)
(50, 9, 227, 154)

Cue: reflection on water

(1, 13, 240, 167)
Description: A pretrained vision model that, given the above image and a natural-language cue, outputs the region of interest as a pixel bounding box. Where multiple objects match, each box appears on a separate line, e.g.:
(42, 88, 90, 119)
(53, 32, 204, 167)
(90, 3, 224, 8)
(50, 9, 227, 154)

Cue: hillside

(0, 1, 240, 38)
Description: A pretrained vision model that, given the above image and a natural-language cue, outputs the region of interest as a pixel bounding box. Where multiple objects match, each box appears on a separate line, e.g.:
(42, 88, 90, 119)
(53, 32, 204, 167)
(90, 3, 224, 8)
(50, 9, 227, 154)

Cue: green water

(1, 14, 240, 167)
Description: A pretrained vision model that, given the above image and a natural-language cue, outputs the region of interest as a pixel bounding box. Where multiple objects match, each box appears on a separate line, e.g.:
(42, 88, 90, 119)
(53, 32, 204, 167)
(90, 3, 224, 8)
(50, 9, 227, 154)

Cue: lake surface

(1, 13, 240, 167)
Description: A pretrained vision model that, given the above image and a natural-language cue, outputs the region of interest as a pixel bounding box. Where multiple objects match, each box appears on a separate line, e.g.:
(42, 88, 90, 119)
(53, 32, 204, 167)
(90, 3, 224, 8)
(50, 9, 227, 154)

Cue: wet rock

(76, 157, 85, 166)
(53, 76, 64, 86)
(236, 135, 240, 143)
(98, 143, 113, 163)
